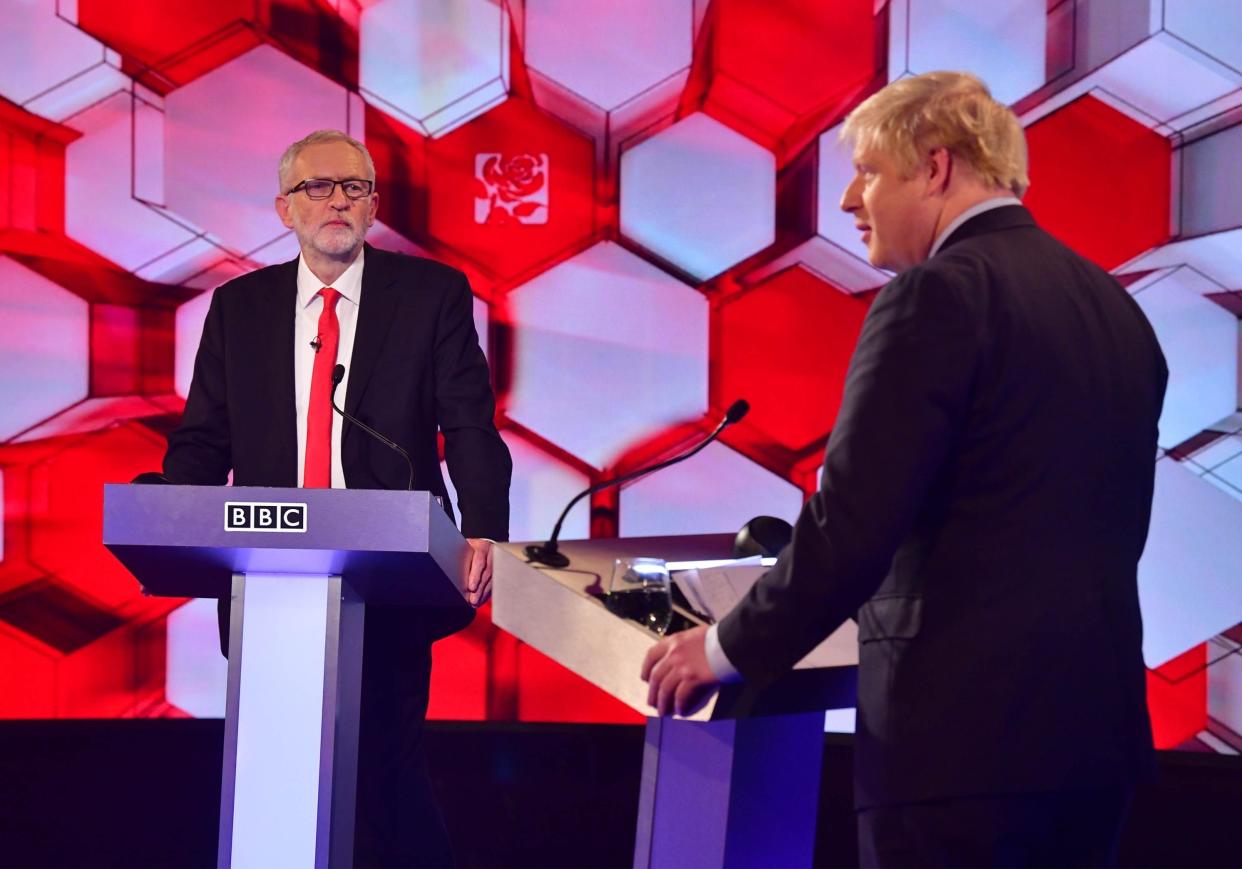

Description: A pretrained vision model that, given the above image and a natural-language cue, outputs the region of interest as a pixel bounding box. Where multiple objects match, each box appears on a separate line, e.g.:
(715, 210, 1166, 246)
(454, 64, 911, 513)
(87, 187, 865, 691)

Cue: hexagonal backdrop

(0, 1, 1238, 753)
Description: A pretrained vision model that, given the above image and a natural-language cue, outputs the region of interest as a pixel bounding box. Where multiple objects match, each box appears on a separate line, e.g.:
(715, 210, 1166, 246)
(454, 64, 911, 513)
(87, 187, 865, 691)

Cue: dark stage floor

(0, 720, 1238, 867)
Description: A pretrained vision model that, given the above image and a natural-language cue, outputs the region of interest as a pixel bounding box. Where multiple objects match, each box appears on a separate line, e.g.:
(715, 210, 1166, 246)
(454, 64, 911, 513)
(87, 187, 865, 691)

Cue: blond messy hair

(841, 71, 1029, 197)
(278, 129, 376, 193)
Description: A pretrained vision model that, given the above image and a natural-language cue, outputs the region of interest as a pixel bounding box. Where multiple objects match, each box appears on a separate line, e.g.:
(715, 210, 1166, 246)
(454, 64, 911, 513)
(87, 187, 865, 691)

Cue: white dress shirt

(294, 249, 364, 489)
(702, 195, 1025, 683)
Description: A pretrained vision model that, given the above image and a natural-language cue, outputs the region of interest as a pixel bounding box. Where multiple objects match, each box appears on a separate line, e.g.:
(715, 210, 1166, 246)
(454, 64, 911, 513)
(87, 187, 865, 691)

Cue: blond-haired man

(165, 130, 512, 865)
(644, 72, 1166, 866)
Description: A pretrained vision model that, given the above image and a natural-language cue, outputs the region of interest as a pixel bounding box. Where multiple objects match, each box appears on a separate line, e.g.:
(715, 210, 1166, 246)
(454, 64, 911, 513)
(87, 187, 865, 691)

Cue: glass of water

(603, 557, 673, 635)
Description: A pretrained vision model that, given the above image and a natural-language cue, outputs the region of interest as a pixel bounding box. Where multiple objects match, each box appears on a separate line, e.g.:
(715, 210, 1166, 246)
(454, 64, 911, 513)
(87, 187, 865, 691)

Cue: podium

(492, 536, 858, 868)
(102, 484, 472, 869)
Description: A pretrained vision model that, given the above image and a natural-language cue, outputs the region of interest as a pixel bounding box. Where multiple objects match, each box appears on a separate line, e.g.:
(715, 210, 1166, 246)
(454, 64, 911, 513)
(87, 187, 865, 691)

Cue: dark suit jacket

(164, 243, 512, 643)
(718, 206, 1167, 809)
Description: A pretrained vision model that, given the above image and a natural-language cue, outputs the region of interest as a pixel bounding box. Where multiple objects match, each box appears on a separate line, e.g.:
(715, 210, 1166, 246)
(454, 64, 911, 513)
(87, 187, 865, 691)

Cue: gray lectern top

(103, 484, 472, 608)
(492, 535, 857, 721)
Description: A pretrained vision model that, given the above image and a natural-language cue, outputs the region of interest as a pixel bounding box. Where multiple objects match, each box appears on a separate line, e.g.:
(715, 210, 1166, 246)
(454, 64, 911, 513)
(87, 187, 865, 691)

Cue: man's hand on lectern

(642, 625, 719, 717)
(465, 538, 494, 607)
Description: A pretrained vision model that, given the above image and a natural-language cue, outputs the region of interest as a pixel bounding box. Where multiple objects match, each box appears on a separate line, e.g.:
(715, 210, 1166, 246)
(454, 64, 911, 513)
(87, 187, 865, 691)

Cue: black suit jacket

(164, 243, 512, 642)
(718, 206, 1167, 808)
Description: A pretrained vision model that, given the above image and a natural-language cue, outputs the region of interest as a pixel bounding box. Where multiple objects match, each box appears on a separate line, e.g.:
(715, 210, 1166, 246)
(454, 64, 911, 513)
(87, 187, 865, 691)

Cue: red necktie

(304, 287, 341, 488)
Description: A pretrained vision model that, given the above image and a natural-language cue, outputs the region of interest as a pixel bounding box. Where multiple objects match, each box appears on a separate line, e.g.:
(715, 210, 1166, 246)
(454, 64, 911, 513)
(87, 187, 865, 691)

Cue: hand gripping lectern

(492, 536, 859, 869)
(102, 484, 472, 869)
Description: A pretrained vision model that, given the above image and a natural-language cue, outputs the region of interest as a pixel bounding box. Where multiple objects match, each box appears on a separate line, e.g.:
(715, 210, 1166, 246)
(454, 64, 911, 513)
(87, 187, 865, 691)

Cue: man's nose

(328, 184, 352, 208)
(840, 178, 861, 213)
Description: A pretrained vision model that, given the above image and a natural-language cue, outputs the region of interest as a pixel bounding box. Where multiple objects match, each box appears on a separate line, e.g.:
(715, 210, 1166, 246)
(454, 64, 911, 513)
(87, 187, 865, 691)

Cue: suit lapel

(346, 243, 401, 418)
(267, 256, 300, 486)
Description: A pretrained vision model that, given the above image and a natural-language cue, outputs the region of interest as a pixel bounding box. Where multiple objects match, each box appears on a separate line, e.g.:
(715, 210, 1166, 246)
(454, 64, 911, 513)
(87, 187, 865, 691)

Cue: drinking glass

(603, 557, 673, 635)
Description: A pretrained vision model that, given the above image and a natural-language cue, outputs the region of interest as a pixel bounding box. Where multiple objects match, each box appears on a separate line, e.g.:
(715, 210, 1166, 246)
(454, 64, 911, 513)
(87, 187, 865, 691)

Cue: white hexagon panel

(0, 257, 89, 441)
(1118, 229, 1242, 293)
(0, 0, 128, 124)
(175, 288, 215, 399)
(1164, 0, 1242, 73)
(1140, 458, 1242, 667)
(472, 293, 489, 363)
(1128, 266, 1238, 449)
(619, 440, 802, 537)
(620, 112, 776, 280)
(64, 91, 217, 277)
(1174, 121, 1242, 242)
(1176, 415, 1242, 501)
(164, 44, 364, 258)
(1021, 0, 1242, 132)
(165, 598, 227, 718)
(506, 241, 708, 469)
(525, 0, 692, 112)
(1209, 638, 1242, 736)
(1210, 451, 1242, 496)
(442, 430, 590, 545)
(14, 395, 184, 444)
(890, 0, 1047, 105)
(359, 0, 509, 138)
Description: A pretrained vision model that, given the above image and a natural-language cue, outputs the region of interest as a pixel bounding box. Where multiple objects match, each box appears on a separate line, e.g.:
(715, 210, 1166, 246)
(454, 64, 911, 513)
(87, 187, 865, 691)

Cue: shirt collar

(296, 247, 365, 308)
(929, 196, 1023, 258)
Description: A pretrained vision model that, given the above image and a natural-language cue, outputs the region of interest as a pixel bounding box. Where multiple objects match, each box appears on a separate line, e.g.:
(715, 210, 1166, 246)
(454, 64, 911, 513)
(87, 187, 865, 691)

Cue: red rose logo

(475, 152, 549, 224)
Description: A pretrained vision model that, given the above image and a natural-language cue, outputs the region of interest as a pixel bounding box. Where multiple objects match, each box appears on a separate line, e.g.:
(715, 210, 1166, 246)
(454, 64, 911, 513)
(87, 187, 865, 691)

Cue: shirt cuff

(704, 623, 743, 684)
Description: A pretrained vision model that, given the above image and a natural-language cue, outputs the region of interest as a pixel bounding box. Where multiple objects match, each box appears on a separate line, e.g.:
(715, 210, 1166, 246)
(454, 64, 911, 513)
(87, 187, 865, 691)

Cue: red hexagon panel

(0, 580, 148, 718)
(715, 266, 871, 457)
(27, 423, 168, 610)
(0, 100, 77, 237)
(423, 98, 596, 283)
(1024, 95, 1172, 271)
(77, 0, 358, 93)
(697, 0, 881, 162)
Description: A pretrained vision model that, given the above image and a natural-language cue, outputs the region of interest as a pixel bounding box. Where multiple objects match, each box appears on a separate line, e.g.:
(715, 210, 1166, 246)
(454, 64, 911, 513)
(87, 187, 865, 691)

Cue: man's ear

(925, 148, 952, 195)
(367, 190, 379, 228)
(274, 194, 294, 229)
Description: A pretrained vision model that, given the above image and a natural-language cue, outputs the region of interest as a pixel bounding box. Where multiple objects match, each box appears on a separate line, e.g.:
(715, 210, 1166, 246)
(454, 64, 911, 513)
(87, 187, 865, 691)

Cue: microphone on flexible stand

(524, 400, 751, 568)
(330, 364, 415, 491)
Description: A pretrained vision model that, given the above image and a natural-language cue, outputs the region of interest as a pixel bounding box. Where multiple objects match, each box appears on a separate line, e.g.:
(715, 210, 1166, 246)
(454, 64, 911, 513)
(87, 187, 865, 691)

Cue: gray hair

(277, 129, 376, 193)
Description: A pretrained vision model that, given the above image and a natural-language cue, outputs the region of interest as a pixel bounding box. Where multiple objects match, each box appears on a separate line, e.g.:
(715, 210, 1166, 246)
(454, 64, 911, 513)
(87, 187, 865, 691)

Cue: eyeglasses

(287, 178, 374, 200)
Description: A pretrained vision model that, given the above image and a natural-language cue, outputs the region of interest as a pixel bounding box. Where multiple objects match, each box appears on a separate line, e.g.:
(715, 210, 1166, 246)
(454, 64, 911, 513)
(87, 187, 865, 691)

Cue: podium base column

(633, 712, 824, 869)
(217, 572, 365, 869)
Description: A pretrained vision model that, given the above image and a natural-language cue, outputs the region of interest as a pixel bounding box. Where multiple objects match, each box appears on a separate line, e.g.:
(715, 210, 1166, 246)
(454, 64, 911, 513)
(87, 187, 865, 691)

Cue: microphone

(525, 399, 750, 568)
(310, 336, 322, 353)
(131, 471, 172, 485)
(330, 364, 415, 491)
(733, 515, 793, 558)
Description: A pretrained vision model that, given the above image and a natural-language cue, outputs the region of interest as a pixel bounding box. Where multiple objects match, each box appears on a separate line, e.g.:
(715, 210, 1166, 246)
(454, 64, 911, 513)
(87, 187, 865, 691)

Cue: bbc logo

(224, 501, 308, 533)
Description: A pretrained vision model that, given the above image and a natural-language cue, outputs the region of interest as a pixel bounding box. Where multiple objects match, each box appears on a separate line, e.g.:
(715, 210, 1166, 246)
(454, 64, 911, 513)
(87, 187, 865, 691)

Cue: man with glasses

(164, 129, 512, 866)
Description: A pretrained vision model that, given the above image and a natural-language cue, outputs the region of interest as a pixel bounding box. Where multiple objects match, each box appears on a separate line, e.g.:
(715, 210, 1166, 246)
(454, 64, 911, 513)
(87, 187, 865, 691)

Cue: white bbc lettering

(225, 502, 309, 533)
(281, 506, 304, 529)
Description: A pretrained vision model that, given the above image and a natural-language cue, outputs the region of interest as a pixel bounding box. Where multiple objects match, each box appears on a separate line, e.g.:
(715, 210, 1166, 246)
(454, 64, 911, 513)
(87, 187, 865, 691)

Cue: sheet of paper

(671, 556, 859, 669)
(671, 556, 765, 622)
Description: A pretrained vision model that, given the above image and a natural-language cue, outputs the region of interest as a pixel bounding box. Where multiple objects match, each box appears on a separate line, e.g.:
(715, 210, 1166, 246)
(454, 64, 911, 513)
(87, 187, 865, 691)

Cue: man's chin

(311, 232, 364, 259)
(866, 247, 904, 273)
